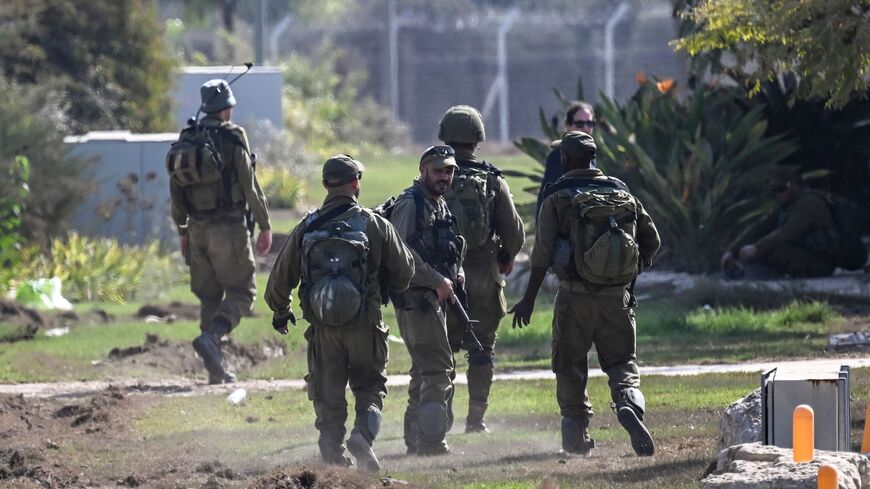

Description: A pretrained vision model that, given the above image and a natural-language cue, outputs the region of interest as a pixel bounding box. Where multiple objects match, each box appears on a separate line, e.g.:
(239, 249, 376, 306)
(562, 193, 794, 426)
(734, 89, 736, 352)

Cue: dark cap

(420, 145, 458, 168)
(200, 79, 237, 113)
(560, 130, 597, 157)
(322, 154, 364, 187)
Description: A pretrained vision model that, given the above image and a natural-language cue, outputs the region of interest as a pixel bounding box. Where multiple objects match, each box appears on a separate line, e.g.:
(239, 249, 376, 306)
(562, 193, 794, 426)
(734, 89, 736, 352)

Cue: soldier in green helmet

(265, 155, 415, 471)
(167, 78, 272, 385)
(438, 105, 525, 433)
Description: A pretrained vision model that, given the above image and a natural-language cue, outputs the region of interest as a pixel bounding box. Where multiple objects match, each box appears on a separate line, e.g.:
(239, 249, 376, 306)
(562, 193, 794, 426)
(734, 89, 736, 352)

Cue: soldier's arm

(634, 199, 662, 269)
(169, 179, 188, 235)
(529, 196, 559, 270)
(375, 215, 415, 293)
(494, 176, 525, 261)
(231, 127, 271, 231)
(389, 197, 447, 289)
(264, 220, 305, 315)
(729, 212, 776, 255)
(754, 196, 826, 255)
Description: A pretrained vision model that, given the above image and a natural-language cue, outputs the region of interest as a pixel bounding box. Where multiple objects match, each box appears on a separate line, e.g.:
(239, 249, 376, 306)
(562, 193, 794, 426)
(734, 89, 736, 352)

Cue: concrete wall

(64, 132, 177, 246)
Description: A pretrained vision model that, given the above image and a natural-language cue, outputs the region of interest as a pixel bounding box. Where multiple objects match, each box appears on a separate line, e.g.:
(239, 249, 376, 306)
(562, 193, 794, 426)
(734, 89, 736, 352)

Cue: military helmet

(438, 105, 486, 144)
(308, 275, 362, 326)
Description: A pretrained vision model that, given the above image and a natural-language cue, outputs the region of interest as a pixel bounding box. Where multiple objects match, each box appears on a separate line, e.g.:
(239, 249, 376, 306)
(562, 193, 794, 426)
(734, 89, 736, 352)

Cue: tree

(672, 0, 870, 108)
(0, 0, 175, 133)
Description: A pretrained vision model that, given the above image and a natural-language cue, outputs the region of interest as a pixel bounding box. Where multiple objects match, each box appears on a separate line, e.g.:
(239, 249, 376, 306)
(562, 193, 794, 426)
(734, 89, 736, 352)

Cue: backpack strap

(303, 203, 357, 234)
(541, 177, 629, 201)
(456, 159, 503, 177)
(410, 186, 426, 233)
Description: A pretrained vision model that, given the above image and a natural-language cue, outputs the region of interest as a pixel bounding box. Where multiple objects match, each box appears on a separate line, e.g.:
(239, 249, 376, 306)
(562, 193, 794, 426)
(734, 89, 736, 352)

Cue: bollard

(818, 463, 838, 489)
(862, 401, 870, 454)
(793, 404, 814, 462)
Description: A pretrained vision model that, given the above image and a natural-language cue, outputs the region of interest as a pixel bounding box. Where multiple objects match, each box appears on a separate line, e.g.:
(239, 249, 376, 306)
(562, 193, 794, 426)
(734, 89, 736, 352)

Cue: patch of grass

(682, 300, 834, 336)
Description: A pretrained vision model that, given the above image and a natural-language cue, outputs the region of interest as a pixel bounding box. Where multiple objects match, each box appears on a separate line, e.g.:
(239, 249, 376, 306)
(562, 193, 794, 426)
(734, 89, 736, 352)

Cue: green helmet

(308, 275, 362, 327)
(438, 105, 486, 144)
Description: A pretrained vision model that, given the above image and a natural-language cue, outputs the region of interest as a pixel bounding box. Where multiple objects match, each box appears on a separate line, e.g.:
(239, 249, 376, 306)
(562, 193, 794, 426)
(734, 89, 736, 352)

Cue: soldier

(721, 166, 841, 279)
(510, 131, 660, 457)
(388, 145, 465, 455)
(264, 155, 415, 471)
(438, 105, 525, 433)
(167, 79, 272, 384)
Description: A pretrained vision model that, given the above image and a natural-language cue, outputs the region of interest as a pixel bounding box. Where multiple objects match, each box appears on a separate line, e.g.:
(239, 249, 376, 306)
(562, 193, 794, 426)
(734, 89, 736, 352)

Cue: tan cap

(560, 130, 597, 157)
(420, 145, 458, 168)
(322, 154, 364, 187)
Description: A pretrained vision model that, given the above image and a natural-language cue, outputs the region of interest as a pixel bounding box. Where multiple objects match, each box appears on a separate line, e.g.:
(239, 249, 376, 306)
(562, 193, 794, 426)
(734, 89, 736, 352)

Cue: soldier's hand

(179, 234, 189, 259)
(435, 277, 456, 304)
(739, 244, 757, 261)
(272, 310, 296, 335)
(499, 257, 515, 275)
(508, 298, 534, 329)
(256, 229, 273, 256)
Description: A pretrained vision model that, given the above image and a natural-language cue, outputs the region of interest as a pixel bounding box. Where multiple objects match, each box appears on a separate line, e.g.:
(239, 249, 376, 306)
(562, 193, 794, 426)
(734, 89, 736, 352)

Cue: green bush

(258, 166, 304, 209)
(683, 301, 834, 337)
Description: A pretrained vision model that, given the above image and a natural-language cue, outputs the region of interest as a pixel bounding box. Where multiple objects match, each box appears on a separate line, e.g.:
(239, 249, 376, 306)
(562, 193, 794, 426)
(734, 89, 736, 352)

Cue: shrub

(257, 166, 304, 209)
(683, 301, 834, 337)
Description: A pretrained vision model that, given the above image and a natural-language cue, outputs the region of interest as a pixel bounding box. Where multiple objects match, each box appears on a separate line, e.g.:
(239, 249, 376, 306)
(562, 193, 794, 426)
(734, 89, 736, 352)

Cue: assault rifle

(452, 285, 484, 352)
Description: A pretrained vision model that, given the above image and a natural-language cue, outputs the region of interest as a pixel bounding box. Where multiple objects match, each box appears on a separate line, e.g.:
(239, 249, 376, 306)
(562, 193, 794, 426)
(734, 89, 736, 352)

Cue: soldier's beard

(423, 173, 451, 196)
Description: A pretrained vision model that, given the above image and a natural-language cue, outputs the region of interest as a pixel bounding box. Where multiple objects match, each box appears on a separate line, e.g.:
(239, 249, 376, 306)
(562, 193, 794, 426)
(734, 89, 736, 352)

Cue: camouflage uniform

(444, 146, 524, 432)
(390, 177, 464, 455)
(532, 134, 661, 456)
(729, 190, 838, 278)
(264, 157, 414, 470)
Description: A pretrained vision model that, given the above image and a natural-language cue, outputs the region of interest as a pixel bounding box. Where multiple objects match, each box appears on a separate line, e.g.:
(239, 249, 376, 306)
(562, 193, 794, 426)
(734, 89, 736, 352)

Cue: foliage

(595, 80, 798, 272)
(0, 156, 31, 293)
(0, 0, 175, 133)
(672, 0, 870, 109)
(681, 300, 834, 336)
(281, 49, 410, 160)
(257, 166, 304, 209)
(0, 78, 93, 243)
(26, 232, 166, 303)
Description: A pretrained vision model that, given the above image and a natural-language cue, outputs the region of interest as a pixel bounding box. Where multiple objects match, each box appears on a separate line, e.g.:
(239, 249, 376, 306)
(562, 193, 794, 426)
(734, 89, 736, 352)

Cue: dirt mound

(136, 301, 200, 321)
(104, 334, 285, 378)
(249, 466, 409, 489)
(53, 385, 125, 433)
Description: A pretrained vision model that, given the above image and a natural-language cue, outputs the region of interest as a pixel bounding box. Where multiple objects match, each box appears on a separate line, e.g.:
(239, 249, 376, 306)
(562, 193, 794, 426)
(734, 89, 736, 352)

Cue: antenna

(187, 62, 255, 127)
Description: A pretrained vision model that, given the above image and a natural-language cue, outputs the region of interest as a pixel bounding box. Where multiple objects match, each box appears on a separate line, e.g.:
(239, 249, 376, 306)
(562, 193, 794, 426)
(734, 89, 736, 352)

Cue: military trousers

(551, 280, 640, 419)
(761, 243, 836, 278)
(446, 259, 506, 404)
(304, 320, 389, 457)
(395, 290, 455, 452)
(187, 215, 256, 332)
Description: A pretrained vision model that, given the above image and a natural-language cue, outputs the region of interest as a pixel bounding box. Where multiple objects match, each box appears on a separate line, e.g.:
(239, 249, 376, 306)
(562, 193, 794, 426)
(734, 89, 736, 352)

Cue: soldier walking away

(384, 145, 466, 456)
(438, 105, 525, 433)
(167, 79, 272, 384)
(265, 155, 414, 472)
(510, 131, 661, 457)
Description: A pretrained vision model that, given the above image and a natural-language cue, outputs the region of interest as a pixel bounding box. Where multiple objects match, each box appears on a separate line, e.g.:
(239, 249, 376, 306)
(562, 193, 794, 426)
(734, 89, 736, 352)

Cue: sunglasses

(569, 120, 595, 129)
(422, 145, 455, 160)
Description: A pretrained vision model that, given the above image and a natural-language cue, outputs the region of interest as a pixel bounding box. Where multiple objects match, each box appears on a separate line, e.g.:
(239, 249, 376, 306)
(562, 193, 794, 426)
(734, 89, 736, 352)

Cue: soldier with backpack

(721, 165, 866, 278)
(167, 78, 272, 385)
(510, 131, 661, 457)
(382, 145, 466, 456)
(438, 105, 525, 433)
(264, 155, 415, 472)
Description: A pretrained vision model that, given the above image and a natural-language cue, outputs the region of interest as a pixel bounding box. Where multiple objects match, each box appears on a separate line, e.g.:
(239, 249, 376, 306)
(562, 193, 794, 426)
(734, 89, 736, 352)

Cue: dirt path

(4, 356, 870, 399)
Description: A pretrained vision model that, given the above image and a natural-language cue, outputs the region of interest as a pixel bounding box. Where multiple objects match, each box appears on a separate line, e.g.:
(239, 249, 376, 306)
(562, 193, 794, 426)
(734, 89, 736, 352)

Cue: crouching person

(264, 155, 415, 472)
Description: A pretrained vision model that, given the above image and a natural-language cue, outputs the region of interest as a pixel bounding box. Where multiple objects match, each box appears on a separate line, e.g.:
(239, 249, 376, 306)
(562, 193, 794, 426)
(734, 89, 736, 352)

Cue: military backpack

(299, 204, 371, 328)
(544, 177, 640, 285)
(165, 125, 245, 212)
(445, 161, 500, 250)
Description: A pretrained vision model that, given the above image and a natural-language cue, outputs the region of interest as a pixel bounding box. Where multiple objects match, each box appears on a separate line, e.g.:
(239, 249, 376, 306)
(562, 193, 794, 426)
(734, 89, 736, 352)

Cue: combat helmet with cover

(299, 155, 371, 328)
(439, 105, 486, 144)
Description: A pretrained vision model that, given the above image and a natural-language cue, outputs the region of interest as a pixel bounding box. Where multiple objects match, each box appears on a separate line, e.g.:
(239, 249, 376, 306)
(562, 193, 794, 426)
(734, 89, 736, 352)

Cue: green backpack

(445, 161, 500, 249)
(299, 205, 370, 328)
(165, 126, 243, 211)
(547, 178, 639, 285)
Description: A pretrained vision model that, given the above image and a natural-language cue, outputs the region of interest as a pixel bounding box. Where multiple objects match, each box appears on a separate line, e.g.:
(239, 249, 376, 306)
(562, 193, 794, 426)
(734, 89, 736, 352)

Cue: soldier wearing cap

(438, 105, 525, 433)
(721, 165, 840, 278)
(169, 78, 272, 384)
(265, 155, 415, 471)
(388, 145, 466, 455)
(510, 131, 661, 457)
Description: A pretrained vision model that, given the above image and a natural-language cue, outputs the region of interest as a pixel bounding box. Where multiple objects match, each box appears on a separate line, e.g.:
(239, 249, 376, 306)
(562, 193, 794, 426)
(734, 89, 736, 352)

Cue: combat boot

(614, 388, 655, 456)
(465, 400, 490, 433)
(559, 416, 594, 456)
(192, 318, 234, 385)
(347, 407, 382, 473)
(318, 431, 352, 467)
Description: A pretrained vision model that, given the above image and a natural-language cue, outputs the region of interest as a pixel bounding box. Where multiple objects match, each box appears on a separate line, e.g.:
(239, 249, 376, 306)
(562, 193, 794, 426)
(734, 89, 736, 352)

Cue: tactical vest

(165, 125, 246, 213)
(445, 160, 500, 250)
(299, 204, 371, 328)
(545, 177, 640, 285)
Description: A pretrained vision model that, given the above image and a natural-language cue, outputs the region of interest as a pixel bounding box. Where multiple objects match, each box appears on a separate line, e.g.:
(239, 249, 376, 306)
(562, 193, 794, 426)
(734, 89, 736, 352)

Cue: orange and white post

(793, 404, 814, 463)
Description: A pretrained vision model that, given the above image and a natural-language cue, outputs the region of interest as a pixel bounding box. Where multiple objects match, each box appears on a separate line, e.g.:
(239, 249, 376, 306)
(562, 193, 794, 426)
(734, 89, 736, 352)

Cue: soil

(101, 333, 286, 378)
(0, 298, 114, 344)
(136, 302, 200, 322)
